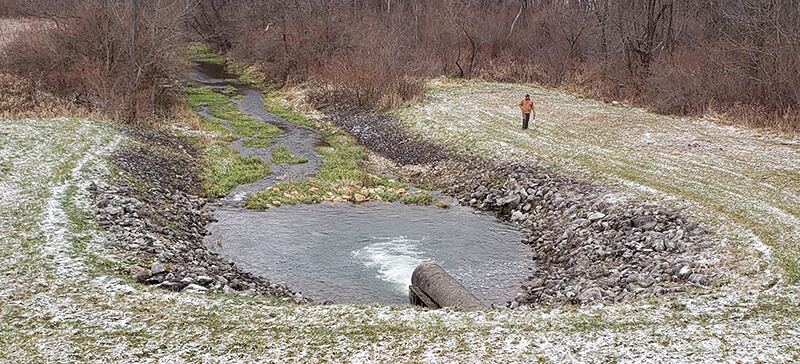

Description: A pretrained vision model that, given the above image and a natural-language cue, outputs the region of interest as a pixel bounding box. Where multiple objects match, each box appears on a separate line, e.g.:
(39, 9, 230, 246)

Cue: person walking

(518, 94, 535, 130)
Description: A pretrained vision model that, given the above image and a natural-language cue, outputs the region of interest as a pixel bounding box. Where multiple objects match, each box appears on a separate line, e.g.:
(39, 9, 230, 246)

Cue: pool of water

(206, 201, 534, 306)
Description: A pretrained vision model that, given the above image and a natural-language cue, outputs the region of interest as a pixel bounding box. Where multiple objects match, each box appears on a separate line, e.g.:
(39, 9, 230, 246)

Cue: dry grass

(1, 1, 192, 125)
(0, 18, 43, 50)
(0, 72, 89, 119)
(1, 116, 799, 363)
(707, 104, 800, 135)
(0, 18, 86, 119)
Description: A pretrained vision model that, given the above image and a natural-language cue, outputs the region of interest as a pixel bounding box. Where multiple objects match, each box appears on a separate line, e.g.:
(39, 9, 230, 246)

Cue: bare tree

(612, 0, 675, 75)
(2, 0, 199, 122)
(713, 0, 800, 111)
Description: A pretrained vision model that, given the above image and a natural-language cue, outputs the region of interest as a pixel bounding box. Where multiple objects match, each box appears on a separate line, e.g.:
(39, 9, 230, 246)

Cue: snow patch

(40, 123, 122, 279)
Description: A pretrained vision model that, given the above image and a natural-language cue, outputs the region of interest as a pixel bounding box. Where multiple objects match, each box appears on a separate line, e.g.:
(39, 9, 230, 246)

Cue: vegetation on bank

(183, 43, 436, 207)
(1, 118, 799, 362)
(4, 1, 799, 133)
(187, 42, 225, 65)
(183, 86, 274, 198)
(190, 0, 799, 133)
(244, 91, 435, 209)
(1, 5, 798, 362)
(262, 91, 317, 129)
(271, 145, 308, 165)
(1, 35, 798, 364)
(0, 3, 192, 124)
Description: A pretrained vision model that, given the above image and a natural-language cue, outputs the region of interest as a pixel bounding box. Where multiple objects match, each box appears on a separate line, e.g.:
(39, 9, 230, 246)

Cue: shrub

(207, 0, 798, 132)
(0, 0, 195, 124)
(0, 72, 83, 118)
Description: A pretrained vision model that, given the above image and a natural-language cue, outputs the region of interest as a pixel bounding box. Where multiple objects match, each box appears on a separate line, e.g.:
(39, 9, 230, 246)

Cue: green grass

(225, 59, 271, 90)
(400, 192, 436, 205)
(186, 86, 228, 110)
(198, 117, 237, 142)
(208, 104, 254, 136)
(263, 91, 317, 128)
(209, 104, 281, 144)
(777, 248, 800, 282)
(396, 79, 800, 282)
(201, 148, 271, 198)
(2, 112, 800, 363)
(243, 90, 435, 209)
(183, 86, 277, 198)
(271, 145, 308, 165)
(222, 86, 238, 96)
(186, 60, 411, 208)
(240, 136, 274, 149)
(187, 42, 225, 64)
(313, 133, 374, 185)
(243, 132, 408, 208)
(0, 159, 11, 177)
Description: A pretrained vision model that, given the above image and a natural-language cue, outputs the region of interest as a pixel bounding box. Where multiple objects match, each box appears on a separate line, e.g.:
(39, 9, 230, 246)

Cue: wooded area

(1, 0, 798, 131)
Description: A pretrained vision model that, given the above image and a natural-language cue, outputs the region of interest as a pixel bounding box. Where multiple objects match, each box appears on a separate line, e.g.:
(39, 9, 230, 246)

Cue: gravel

(98, 108, 719, 309)
(446, 160, 718, 306)
(323, 106, 450, 165)
(93, 127, 309, 303)
(313, 104, 721, 308)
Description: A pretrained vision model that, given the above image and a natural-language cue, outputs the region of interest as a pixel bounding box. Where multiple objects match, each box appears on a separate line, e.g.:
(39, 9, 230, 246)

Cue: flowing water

(207, 201, 533, 305)
(194, 61, 534, 306)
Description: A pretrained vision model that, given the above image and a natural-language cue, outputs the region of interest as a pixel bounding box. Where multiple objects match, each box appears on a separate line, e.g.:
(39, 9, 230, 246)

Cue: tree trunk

(128, 0, 139, 122)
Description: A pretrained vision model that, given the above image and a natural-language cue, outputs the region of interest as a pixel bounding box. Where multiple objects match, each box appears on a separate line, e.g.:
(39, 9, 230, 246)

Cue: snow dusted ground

(1, 115, 799, 362)
(395, 80, 800, 279)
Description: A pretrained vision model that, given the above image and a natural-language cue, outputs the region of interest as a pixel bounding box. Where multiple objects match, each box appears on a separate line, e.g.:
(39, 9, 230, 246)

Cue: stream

(209, 201, 532, 305)
(194, 62, 535, 306)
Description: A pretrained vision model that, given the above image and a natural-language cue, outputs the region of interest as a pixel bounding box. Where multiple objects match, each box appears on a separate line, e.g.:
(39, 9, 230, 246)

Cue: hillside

(396, 80, 800, 282)
(2, 80, 799, 361)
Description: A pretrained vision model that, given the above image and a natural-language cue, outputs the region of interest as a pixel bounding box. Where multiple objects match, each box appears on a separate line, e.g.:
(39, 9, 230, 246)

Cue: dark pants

(522, 113, 530, 129)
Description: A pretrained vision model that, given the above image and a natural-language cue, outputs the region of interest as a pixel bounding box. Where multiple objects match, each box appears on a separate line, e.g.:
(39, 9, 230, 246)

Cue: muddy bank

(326, 107, 718, 307)
(93, 126, 309, 303)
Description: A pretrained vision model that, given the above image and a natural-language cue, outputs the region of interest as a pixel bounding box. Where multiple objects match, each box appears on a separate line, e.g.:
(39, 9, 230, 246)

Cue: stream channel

(194, 62, 535, 306)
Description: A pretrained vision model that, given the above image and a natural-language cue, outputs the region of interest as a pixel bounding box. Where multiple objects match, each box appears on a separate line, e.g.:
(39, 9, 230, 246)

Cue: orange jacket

(519, 98, 535, 114)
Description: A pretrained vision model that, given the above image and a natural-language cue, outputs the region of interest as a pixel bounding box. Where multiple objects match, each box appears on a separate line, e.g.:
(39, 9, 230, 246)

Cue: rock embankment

(448, 161, 716, 306)
(322, 106, 450, 165)
(93, 127, 308, 303)
(317, 106, 719, 307)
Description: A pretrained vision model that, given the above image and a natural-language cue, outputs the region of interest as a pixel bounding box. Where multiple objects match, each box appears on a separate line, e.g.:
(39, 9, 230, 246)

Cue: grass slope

(1, 92, 799, 361)
(395, 79, 800, 282)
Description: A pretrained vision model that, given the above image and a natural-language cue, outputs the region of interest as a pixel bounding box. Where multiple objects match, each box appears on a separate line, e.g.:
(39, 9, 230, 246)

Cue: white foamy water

(352, 237, 428, 293)
(207, 202, 532, 305)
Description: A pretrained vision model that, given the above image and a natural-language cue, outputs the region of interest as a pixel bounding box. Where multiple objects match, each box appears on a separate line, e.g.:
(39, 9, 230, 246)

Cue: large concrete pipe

(409, 262, 485, 311)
